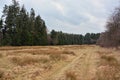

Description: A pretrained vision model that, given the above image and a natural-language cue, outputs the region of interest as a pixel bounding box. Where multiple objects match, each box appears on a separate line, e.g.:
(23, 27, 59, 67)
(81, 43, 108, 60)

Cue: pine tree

(18, 6, 31, 45)
(29, 8, 35, 45)
(2, 0, 20, 45)
(34, 15, 48, 45)
(0, 19, 3, 45)
(84, 33, 91, 44)
(51, 30, 58, 45)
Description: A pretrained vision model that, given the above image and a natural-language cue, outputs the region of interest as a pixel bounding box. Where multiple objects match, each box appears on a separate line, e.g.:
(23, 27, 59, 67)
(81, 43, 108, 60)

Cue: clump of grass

(10, 56, 41, 66)
(0, 69, 4, 79)
(96, 51, 112, 55)
(39, 57, 50, 63)
(96, 55, 120, 80)
(65, 71, 77, 80)
(63, 51, 76, 56)
(30, 50, 48, 55)
(0, 70, 14, 80)
(101, 55, 116, 61)
(0, 54, 3, 58)
(100, 55, 118, 66)
(49, 54, 65, 61)
(96, 66, 120, 80)
(96, 51, 104, 54)
(10, 56, 20, 64)
(42, 63, 52, 70)
(31, 52, 40, 55)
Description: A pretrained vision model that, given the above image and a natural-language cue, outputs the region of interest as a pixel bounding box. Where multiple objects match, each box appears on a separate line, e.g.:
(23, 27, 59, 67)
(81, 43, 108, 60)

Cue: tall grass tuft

(10, 56, 41, 66)
(0, 69, 4, 79)
(65, 71, 77, 80)
(0, 54, 3, 58)
(49, 54, 66, 61)
(96, 55, 120, 80)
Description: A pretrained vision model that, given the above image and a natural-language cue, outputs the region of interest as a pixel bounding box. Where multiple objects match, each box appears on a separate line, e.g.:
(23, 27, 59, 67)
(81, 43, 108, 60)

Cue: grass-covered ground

(0, 45, 119, 80)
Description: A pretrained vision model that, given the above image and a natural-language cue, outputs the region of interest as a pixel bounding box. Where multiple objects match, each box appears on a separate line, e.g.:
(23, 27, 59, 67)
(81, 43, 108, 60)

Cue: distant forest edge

(0, 0, 100, 46)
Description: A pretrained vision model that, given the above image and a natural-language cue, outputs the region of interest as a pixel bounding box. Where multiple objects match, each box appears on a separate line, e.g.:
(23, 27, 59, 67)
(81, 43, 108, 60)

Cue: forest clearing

(0, 0, 120, 80)
(0, 45, 119, 80)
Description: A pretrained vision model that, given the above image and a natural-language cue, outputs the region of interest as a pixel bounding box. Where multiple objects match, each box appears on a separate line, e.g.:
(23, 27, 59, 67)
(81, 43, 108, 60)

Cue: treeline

(50, 30, 100, 45)
(0, 0, 100, 46)
(97, 5, 120, 48)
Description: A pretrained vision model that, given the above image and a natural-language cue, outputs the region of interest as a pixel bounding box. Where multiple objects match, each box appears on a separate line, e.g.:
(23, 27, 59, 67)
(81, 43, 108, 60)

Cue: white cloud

(0, 0, 119, 34)
(51, 1, 65, 16)
(90, 0, 104, 8)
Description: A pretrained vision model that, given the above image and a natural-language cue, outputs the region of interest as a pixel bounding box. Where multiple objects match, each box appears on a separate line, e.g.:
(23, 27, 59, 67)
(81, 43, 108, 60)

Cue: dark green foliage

(0, 19, 2, 28)
(84, 33, 91, 44)
(84, 33, 100, 44)
(0, 19, 3, 44)
(50, 30, 100, 45)
(0, 0, 48, 46)
(50, 30, 58, 45)
(34, 15, 48, 45)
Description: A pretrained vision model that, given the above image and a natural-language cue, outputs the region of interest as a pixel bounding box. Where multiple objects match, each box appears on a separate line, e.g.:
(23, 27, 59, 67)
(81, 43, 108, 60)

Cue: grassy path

(44, 46, 99, 80)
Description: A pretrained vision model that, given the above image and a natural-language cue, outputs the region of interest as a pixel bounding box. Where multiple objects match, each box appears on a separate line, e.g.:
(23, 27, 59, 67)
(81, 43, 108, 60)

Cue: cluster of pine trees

(50, 30, 100, 45)
(0, 0, 100, 46)
(0, 0, 47, 46)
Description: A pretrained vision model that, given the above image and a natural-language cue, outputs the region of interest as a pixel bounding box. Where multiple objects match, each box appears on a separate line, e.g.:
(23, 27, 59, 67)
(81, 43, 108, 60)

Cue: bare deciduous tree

(97, 7, 120, 49)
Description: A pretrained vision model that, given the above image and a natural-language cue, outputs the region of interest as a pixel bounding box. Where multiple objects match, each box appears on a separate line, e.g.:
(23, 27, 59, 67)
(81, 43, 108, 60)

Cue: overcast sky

(0, 0, 119, 34)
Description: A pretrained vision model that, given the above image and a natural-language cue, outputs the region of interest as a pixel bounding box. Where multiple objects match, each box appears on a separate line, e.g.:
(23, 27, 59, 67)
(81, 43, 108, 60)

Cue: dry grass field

(0, 45, 120, 80)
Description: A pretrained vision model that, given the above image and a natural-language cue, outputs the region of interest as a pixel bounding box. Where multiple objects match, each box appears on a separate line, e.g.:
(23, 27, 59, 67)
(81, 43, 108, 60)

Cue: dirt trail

(44, 46, 99, 80)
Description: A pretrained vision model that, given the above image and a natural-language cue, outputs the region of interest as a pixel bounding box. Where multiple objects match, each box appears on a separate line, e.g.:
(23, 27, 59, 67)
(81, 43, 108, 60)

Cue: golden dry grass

(0, 45, 119, 80)
(95, 48, 120, 80)
(0, 46, 76, 80)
